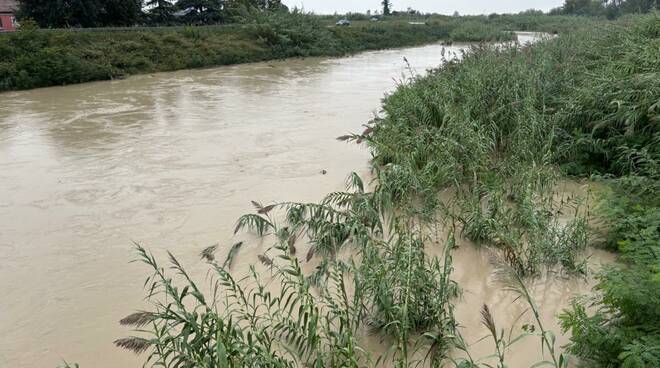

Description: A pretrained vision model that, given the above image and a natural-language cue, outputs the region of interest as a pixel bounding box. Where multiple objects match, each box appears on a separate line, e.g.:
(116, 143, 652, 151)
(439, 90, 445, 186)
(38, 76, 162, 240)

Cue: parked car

(335, 19, 351, 27)
(370, 17, 379, 22)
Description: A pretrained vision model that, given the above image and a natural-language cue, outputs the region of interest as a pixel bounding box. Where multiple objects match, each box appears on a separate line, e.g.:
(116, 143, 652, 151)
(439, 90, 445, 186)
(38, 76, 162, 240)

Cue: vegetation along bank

(4, 0, 656, 92)
(104, 14, 659, 368)
(0, 10, 527, 93)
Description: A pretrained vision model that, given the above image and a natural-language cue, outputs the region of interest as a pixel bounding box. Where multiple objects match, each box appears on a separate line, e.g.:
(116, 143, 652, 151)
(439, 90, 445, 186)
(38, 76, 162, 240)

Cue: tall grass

(360, 37, 593, 275)
(117, 175, 460, 367)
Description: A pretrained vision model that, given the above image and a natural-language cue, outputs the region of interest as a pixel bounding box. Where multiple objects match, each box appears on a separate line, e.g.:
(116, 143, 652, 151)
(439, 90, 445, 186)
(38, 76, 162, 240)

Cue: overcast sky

(283, 1, 565, 15)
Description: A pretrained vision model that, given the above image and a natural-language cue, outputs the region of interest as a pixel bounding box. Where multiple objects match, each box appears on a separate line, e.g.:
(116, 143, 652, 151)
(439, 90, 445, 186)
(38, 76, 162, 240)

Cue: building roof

(0, 0, 17, 13)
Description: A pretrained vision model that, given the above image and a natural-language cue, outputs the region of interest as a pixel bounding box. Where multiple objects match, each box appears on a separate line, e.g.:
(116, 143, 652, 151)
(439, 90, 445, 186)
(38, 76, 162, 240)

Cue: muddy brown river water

(0, 34, 613, 367)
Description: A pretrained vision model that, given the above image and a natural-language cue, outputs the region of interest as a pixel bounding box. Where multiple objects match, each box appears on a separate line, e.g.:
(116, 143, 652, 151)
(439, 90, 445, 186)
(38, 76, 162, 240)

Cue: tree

(381, 0, 391, 15)
(100, 0, 144, 26)
(557, 0, 658, 17)
(561, 0, 605, 15)
(176, 0, 225, 24)
(146, 0, 175, 24)
(618, 0, 660, 13)
(242, 0, 285, 10)
(265, 0, 285, 10)
(17, 0, 143, 28)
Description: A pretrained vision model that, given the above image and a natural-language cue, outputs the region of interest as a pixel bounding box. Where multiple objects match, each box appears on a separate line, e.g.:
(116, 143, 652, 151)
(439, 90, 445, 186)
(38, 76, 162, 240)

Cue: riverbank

(0, 12, 518, 93)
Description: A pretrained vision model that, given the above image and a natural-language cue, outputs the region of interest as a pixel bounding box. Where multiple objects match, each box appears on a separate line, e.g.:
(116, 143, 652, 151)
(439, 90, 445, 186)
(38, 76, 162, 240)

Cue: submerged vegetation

(109, 14, 659, 368)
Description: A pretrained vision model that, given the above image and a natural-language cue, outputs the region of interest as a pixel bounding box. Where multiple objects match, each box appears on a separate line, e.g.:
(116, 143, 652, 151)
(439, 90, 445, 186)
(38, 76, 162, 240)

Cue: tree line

(16, 0, 288, 28)
(551, 0, 659, 18)
(16, 0, 658, 30)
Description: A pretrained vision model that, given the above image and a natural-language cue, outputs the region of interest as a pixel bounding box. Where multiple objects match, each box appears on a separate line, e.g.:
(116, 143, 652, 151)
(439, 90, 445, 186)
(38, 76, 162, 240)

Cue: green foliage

(145, 0, 176, 25)
(560, 177, 660, 367)
(382, 0, 392, 16)
(448, 21, 514, 42)
(176, 0, 226, 24)
(239, 9, 339, 58)
(118, 175, 459, 367)
(550, 0, 660, 18)
(358, 16, 659, 365)
(17, 0, 143, 28)
(0, 11, 521, 92)
(117, 242, 367, 367)
(2, 11, 610, 92)
(545, 17, 660, 368)
(0, 26, 263, 90)
(554, 18, 660, 178)
(553, 0, 607, 16)
(364, 29, 599, 274)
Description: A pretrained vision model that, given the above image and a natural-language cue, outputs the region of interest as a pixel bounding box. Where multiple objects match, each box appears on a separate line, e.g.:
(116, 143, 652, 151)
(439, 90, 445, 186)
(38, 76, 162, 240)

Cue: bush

(559, 177, 660, 367)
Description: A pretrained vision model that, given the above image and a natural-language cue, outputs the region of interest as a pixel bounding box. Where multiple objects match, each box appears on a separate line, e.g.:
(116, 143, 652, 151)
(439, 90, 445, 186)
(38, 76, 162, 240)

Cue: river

(0, 34, 611, 367)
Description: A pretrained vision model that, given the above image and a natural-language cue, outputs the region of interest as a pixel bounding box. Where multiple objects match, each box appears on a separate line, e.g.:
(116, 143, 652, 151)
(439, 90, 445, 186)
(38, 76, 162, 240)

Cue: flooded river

(0, 35, 611, 368)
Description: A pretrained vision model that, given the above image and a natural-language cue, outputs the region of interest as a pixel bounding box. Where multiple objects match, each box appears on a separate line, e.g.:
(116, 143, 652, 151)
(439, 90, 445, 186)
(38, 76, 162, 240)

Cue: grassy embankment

(321, 12, 604, 34)
(88, 14, 656, 368)
(0, 11, 522, 92)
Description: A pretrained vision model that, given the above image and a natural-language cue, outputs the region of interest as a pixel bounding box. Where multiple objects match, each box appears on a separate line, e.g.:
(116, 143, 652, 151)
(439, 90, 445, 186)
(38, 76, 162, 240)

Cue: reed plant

(116, 174, 460, 366)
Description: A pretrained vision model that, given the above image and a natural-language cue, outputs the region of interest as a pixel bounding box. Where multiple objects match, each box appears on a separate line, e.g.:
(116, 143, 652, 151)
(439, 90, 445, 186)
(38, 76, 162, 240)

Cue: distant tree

(177, 0, 225, 24)
(556, 0, 657, 17)
(265, 0, 285, 10)
(243, 0, 264, 9)
(618, 0, 659, 13)
(561, 0, 605, 15)
(146, 0, 175, 24)
(224, 0, 286, 12)
(382, 0, 391, 15)
(452, 10, 460, 17)
(519, 8, 545, 15)
(603, 0, 623, 18)
(17, 0, 143, 28)
(406, 7, 420, 15)
(100, 0, 144, 25)
(17, 0, 93, 27)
